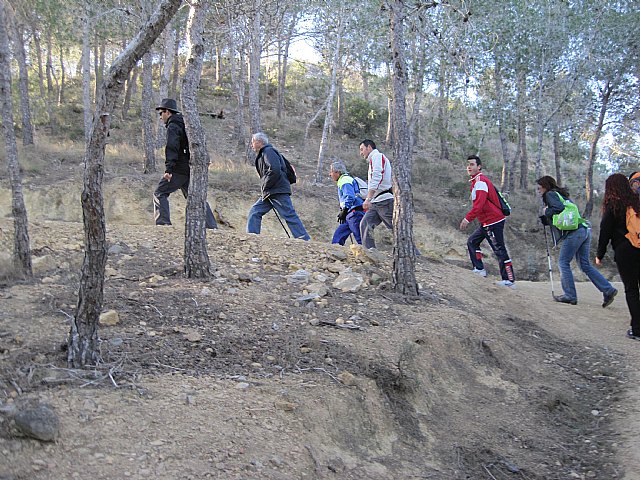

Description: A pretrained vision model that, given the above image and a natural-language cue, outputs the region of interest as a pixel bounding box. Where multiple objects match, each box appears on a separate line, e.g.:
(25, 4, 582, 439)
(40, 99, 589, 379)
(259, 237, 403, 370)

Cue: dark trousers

(467, 220, 515, 282)
(614, 241, 640, 335)
(153, 173, 217, 228)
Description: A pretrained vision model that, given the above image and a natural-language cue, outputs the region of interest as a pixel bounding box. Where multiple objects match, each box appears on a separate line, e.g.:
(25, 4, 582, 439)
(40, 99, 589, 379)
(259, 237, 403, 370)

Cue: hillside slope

(0, 212, 638, 479)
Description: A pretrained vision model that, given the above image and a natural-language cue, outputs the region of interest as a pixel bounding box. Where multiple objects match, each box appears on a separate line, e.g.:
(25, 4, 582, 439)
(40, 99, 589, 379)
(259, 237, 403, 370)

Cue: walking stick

(543, 224, 555, 298)
(267, 199, 290, 238)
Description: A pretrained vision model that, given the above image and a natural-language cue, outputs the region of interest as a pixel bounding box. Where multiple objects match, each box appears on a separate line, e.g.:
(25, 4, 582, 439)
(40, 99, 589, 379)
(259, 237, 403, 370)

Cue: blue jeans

(247, 194, 310, 240)
(467, 220, 515, 282)
(558, 226, 615, 301)
(332, 210, 364, 245)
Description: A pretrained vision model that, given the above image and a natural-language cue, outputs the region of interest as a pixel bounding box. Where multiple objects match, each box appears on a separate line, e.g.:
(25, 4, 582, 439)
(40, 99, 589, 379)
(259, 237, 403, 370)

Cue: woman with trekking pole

(595, 173, 640, 341)
(536, 176, 617, 307)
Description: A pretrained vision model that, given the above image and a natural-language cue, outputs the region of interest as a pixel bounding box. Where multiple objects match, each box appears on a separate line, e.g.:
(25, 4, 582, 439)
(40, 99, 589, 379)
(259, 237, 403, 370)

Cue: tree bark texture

(228, 11, 247, 148)
(82, 2, 92, 145)
(248, 0, 262, 134)
(182, 0, 212, 279)
(141, 51, 156, 173)
(553, 124, 562, 185)
(276, 12, 298, 119)
(584, 81, 612, 218)
(516, 66, 528, 190)
(0, 0, 31, 278)
(157, 20, 176, 148)
(68, 0, 183, 368)
(389, 0, 418, 296)
(315, 14, 343, 183)
(57, 45, 66, 105)
(10, 21, 34, 145)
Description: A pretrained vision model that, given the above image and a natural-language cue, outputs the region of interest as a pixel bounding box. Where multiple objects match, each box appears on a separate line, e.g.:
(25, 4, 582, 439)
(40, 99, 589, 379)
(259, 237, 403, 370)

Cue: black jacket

(597, 207, 631, 260)
(255, 144, 291, 199)
(164, 114, 190, 176)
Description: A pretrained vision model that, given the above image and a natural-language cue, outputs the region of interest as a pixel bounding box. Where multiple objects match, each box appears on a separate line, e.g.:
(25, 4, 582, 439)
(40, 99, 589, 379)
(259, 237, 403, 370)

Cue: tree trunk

(584, 81, 612, 218)
(82, 2, 92, 145)
(157, 20, 176, 148)
(228, 11, 247, 148)
(516, 66, 528, 190)
(248, 0, 262, 134)
(182, 0, 212, 279)
(68, 0, 183, 368)
(436, 54, 450, 162)
(385, 62, 393, 145)
(122, 65, 138, 119)
(389, 0, 418, 296)
(494, 58, 510, 191)
(31, 25, 46, 100)
(45, 28, 53, 94)
(315, 17, 343, 183)
(141, 51, 156, 173)
(553, 123, 562, 185)
(0, 1, 31, 278)
(276, 12, 297, 119)
(10, 21, 34, 145)
(57, 45, 66, 105)
(170, 23, 181, 98)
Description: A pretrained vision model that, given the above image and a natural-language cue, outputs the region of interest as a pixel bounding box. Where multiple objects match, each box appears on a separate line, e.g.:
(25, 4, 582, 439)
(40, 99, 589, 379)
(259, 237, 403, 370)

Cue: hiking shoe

(495, 280, 515, 289)
(602, 289, 618, 308)
(627, 329, 640, 341)
(553, 295, 577, 305)
(472, 268, 487, 277)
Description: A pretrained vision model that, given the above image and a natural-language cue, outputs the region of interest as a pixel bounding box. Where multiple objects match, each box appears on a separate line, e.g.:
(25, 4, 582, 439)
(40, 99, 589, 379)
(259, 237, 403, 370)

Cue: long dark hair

(536, 176, 570, 201)
(602, 173, 640, 218)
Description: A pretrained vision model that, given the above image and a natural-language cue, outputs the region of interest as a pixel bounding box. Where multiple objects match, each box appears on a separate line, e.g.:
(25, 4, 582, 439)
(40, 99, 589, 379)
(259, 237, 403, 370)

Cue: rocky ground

(1, 214, 639, 479)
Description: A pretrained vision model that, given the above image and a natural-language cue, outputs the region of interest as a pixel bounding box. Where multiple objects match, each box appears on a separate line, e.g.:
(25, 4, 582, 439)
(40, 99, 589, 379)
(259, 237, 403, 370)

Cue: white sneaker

(472, 268, 487, 277)
(496, 280, 516, 289)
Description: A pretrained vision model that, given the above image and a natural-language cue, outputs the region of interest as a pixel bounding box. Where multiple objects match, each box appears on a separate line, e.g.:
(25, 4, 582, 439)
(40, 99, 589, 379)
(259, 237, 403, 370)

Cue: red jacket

(465, 173, 505, 226)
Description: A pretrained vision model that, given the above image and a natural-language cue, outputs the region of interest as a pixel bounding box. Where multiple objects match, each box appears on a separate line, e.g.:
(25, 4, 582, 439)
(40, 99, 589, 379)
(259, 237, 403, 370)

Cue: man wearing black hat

(153, 98, 217, 228)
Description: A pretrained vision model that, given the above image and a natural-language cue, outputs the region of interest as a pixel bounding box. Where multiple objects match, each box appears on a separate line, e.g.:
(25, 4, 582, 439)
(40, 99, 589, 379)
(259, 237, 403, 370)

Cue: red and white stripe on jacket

(367, 149, 393, 203)
(465, 173, 505, 226)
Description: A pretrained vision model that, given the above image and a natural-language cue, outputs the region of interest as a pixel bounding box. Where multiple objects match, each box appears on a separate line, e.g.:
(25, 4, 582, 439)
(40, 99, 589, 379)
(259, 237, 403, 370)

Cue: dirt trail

(518, 280, 640, 480)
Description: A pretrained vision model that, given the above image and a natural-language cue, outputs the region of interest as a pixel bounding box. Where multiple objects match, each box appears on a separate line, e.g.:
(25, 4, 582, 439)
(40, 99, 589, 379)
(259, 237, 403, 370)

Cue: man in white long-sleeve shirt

(359, 139, 394, 249)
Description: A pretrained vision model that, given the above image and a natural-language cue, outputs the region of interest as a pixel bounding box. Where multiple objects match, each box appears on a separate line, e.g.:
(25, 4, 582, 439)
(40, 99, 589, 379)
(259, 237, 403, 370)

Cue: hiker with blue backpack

(536, 175, 617, 307)
(460, 155, 516, 288)
(329, 160, 365, 245)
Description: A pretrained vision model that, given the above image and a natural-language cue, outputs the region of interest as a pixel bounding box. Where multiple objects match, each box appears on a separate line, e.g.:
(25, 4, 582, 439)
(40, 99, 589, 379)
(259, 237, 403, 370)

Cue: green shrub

(342, 97, 386, 139)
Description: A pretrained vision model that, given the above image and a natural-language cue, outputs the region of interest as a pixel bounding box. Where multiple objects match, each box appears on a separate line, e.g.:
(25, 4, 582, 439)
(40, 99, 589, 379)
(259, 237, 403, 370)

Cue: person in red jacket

(459, 155, 515, 288)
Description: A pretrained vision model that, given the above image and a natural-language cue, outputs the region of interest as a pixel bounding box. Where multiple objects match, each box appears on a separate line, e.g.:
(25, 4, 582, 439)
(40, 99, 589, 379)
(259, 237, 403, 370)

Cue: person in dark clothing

(536, 175, 617, 306)
(153, 98, 217, 228)
(246, 132, 310, 240)
(596, 173, 640, 341)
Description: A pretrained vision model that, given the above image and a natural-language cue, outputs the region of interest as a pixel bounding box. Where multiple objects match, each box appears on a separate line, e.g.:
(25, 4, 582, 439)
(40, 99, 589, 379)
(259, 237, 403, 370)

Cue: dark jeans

(467, 220, 515, 282)
(332, 210, 365, 245)
(614, 240, 640, 335)
(153, 173, 217, 228)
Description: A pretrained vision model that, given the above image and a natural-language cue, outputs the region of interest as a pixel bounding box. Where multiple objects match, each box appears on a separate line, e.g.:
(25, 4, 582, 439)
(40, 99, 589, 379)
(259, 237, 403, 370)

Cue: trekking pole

(267, 199, 290, 238)
(543, 224, 555, 298)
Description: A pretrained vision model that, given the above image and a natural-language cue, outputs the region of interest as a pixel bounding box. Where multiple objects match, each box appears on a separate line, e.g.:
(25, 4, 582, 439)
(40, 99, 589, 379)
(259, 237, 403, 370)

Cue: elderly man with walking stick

(246, 132, 310, 240)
